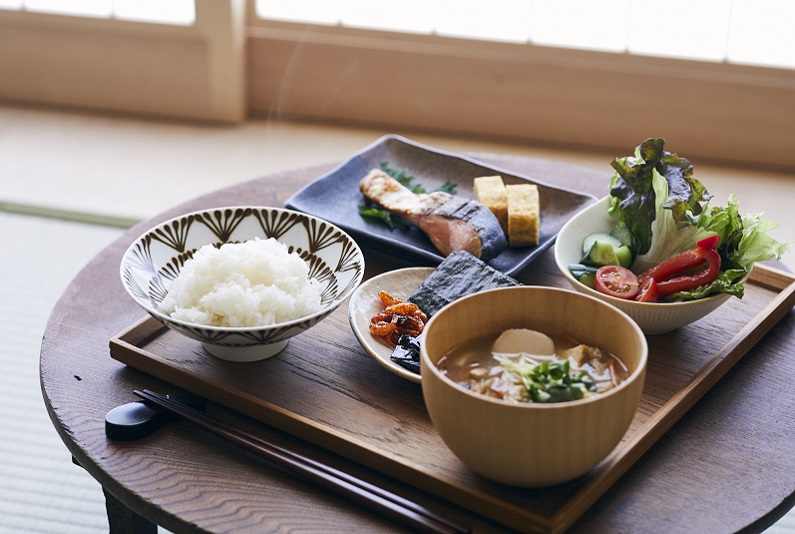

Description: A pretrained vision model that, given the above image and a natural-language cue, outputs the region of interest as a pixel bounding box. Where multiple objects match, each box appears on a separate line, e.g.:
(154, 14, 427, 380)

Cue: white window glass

(253, 0, 794, 71)
(0, 0, 24, 9)
(728, 0, 795, 69)
(24, 0, 111, 17)
(530, 0, 629, 52)
(9, 0, 195, 24)
(436, 0, 530, 43)
(256, 0, 340, 26)
(341, 0, 434, 34)
(113, 0, 195, 25)
(628, 0, 731, 62)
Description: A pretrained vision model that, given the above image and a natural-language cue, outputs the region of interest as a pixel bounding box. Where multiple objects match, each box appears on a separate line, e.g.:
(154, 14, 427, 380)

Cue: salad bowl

(554, 138, 789, 335)
(555, 196, 746, 335)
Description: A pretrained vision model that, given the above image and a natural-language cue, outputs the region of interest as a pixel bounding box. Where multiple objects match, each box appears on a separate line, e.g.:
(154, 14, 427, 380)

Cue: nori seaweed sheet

(408, 250, 521, 317)
(390, 334, 421, 374)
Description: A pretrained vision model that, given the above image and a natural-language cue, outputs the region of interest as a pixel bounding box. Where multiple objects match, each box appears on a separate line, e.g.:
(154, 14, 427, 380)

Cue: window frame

(1, 0, 793, 169)
(0, 0, 246, 122)
(245, 9, 795, 170)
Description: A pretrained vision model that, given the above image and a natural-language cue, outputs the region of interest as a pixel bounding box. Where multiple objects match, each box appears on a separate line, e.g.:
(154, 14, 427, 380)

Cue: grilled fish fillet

(359, 169, 508, 261)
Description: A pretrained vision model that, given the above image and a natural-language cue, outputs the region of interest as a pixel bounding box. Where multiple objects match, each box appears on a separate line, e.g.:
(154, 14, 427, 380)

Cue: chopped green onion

(499, 358, 596, 404)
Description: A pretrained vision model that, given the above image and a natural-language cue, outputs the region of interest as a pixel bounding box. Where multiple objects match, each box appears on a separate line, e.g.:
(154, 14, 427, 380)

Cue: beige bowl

(555, 196, 744, 335)
(420, 286, 647, 487)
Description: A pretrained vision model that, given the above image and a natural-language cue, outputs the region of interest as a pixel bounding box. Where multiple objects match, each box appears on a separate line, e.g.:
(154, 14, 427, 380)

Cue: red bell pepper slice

(637, 248, 708, 286)
(697, 234, 720, 250)
(636, 277, 659, 302)
(656, 247, 720, 296)
(638, 245, 721, 297)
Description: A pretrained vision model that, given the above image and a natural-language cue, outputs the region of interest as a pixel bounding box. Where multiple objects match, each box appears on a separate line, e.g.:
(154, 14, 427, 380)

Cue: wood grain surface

(40, 154, 795, 533)
(107, 263, 794, 533)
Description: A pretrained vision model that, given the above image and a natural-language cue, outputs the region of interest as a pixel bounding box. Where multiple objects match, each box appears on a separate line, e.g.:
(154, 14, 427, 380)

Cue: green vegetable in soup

(496, 357, 595, 403)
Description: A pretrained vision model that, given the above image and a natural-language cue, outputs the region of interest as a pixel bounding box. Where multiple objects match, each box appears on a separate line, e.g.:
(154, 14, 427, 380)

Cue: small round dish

(348, 267, 434, 384)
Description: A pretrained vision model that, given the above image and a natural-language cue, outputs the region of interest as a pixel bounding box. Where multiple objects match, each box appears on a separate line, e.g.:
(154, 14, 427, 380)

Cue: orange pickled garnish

(368, 292, 427, 347)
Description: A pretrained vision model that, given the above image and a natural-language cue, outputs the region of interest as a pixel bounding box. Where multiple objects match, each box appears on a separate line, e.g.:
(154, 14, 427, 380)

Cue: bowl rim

(553, 195, 750, 309)
(120, 205, 365, 332)
(420, 285, 648, 410)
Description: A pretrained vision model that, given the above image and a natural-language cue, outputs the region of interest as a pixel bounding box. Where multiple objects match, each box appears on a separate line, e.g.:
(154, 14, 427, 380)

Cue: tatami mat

(0, 213, 119, 533)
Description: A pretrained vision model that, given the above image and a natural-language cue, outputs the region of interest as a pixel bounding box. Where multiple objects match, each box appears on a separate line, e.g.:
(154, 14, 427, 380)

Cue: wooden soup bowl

(420, 286, 648, 487)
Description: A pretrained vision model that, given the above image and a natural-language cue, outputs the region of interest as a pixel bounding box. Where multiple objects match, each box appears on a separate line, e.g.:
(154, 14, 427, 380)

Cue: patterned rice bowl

(120, 206, 365, 362)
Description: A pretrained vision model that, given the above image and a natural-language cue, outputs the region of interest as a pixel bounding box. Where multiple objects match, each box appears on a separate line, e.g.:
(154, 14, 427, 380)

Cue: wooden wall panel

(0, 25, 211, 118)
(0, 3, 246, 123)
(247, 26, 795, 171)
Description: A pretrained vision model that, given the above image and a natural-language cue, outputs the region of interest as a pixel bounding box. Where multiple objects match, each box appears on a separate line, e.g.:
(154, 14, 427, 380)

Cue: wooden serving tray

(109, 264, 795, 534)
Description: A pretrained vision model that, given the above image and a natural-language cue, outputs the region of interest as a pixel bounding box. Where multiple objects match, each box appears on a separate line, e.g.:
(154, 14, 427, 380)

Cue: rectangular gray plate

(286, 135, 596, 275)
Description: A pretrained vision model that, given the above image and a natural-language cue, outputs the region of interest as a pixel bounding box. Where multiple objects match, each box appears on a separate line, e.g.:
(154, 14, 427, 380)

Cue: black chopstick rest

(105, 394, 205, 441)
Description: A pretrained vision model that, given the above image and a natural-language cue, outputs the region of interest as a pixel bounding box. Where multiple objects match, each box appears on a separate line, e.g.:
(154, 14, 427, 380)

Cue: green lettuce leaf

(697, 195, 789, 271)
(630, 168, 712, 272)
(666, 269, 747, 301)
(607, 139, 790, 301)
(608, 138, 710, 257)
(734, 213, 790, 270)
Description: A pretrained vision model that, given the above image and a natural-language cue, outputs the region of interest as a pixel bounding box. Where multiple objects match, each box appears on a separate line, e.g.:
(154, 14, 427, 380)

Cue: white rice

(161, 238, 323, 327)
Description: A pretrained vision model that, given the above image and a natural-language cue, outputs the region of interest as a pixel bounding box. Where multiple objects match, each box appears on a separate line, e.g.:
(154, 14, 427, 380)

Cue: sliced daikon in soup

(491, 329, 554, 358)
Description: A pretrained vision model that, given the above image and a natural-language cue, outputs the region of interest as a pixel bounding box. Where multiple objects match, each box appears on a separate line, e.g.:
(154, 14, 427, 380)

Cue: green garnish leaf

(497, 357, 596, 404)
(359, 162, 458, 229)
(436, 180, 458, 195)
(357, 205, 396, 230)
(378, 161, 458, 195)
(380, 161, 424, 192)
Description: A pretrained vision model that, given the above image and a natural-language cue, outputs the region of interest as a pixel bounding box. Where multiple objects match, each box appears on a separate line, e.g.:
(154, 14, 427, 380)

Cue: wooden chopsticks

(133, 389, 470, 534)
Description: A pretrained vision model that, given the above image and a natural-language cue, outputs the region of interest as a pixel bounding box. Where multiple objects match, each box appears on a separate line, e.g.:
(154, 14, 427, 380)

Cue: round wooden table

(41, 153, 795, 533)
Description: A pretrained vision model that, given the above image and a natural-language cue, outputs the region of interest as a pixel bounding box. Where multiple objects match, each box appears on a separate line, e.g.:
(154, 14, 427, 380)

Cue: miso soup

(436, 328, 628, 404)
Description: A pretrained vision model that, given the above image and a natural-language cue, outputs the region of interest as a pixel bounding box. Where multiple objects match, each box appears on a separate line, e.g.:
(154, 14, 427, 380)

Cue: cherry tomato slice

(595, 266, 639, 300)
(636, 277, 659, 302)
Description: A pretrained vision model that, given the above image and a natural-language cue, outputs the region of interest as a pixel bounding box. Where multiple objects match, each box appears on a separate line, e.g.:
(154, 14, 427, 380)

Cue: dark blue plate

(285, 135, 596, 276)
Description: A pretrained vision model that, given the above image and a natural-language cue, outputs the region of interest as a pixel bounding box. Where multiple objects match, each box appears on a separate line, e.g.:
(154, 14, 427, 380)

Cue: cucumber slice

(582, 240, 619, 266)
(581, 232, 634, 267)
(582, 233, 623, 254)
(609, 226, 634, 247)
(615, 245, 633, 268)
(569, 263, 597, 288)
